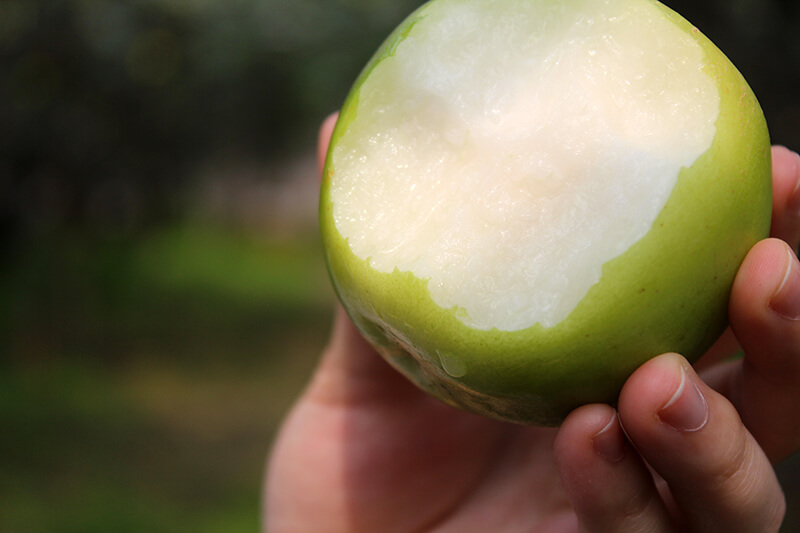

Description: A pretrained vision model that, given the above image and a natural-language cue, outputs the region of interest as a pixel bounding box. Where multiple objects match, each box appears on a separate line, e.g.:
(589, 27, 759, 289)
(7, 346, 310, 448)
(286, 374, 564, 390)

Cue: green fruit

(319, 0, 772, 425)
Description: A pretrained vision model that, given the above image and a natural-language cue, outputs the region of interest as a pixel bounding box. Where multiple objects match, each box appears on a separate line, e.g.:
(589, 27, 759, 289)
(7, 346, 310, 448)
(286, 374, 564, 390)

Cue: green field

(1, 225, 333, 532)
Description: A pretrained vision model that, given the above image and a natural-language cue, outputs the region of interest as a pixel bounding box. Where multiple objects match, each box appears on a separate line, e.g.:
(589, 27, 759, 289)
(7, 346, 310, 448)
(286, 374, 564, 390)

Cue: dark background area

(1, 1, 799, 531)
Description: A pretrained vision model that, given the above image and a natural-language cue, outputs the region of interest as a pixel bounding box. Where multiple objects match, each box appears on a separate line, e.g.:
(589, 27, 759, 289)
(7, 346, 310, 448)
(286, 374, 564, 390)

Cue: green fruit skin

(319, 1, 772, 426)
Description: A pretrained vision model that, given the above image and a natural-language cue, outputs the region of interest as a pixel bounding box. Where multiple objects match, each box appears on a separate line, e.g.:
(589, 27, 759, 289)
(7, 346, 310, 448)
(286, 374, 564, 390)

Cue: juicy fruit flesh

(330, 0, 720, 331)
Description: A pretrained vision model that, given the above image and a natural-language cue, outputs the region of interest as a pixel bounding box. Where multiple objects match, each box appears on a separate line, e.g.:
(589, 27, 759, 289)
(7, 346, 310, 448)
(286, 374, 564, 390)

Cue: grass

(0, 223, 334, 532)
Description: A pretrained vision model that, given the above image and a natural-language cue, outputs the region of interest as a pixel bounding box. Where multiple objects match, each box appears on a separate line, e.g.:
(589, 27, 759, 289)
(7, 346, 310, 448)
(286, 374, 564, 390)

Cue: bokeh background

(1, 0, 799, 531)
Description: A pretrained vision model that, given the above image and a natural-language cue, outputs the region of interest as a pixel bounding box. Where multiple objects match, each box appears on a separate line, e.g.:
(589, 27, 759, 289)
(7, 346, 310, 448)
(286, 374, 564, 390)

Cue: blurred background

(1, 0, 798, 531)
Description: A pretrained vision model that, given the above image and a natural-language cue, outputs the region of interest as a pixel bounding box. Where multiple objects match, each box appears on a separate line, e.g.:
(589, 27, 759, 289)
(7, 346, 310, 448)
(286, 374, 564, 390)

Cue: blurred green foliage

(0, 0, 428, 232)
(1, 226, 335, 532)
(2, 0, 800, 531)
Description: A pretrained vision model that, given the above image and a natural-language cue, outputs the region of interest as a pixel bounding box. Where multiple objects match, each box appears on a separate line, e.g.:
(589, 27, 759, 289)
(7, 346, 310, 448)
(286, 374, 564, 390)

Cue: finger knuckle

(708, 424, 750, 487)
(707, 433, 785, 531)
(617, 487, 657, 522)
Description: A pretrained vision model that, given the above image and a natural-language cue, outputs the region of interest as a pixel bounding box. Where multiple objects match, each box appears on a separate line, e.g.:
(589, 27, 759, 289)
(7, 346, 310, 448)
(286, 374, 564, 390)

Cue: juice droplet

(437, 350, 467, 378)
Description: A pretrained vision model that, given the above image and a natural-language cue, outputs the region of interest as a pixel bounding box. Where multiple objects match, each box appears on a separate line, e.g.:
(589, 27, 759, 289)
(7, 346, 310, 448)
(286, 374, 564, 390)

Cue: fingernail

(592, 412, 627, 462)
(658, 364, 708, 432)
(769, 244, 800, 320)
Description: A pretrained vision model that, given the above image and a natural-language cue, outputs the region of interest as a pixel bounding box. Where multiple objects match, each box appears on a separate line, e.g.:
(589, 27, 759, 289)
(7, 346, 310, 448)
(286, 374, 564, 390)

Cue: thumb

(318, 112, 339, 175)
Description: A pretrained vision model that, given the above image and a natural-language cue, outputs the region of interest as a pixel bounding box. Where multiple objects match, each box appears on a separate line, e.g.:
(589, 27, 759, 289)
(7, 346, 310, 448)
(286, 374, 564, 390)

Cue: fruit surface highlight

(320, 0, 772, 425)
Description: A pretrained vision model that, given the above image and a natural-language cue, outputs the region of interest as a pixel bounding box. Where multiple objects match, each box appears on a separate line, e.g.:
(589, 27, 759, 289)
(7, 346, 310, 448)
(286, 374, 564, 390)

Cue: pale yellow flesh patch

(331, 0, 720, 331)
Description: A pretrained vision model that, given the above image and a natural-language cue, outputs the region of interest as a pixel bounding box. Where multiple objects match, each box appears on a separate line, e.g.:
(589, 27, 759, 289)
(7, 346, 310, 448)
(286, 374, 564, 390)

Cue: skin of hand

(264, 113, 800, 533)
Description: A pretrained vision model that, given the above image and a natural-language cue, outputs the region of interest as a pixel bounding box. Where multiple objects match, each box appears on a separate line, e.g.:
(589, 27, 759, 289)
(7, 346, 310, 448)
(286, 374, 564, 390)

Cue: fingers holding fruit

(769, 146, 800, 249)
(549, 210, 799, 532)
(720, 238, 800, 463)
(556, 354, 786, 533)
(554, 404, 677, 533)
(618, 354, 786, 533)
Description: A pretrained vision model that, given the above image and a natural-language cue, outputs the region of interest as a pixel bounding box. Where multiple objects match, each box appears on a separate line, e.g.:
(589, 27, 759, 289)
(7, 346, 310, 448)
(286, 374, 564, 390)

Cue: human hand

(263, 115, 800, 532)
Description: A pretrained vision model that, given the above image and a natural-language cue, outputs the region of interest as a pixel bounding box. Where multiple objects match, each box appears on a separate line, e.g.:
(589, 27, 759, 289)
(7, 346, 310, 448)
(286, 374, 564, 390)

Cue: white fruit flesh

(330, 0, 720, 331)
